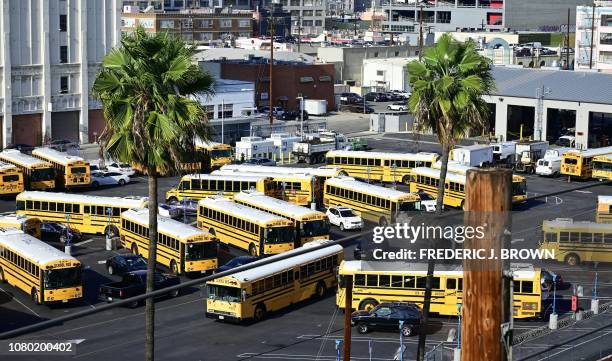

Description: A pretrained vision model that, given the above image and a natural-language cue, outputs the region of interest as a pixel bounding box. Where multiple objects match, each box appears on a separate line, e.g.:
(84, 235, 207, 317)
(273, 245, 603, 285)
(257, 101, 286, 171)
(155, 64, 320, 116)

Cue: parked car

(351, 303, 422, 336)
(326, 206, 362, 231)
(49, 139, 78, 152)
(167, 199, 199, 217)
(41, 222, 83, 243)
(277, 110, 298, 121)
(364, 92, 388, 102)
(158, 203, 181, 218)
(245, 158, 277, 166)
(91, 171, 130, 187)
(259, 106, 284, 116)
(339, 92, 363, 104)
(385, 92, 404, 101)
(106, 162, 136, 176)
(215, 256, 258, 273)
(387, 102, 408, 111)
(98, 270, 181, 308)
(6, 143, 34, 153)
(416, 191, 437, 212)
(105, 254, 147, 276)
(342, 104, 374, 114)
(391, 90, 411, 98)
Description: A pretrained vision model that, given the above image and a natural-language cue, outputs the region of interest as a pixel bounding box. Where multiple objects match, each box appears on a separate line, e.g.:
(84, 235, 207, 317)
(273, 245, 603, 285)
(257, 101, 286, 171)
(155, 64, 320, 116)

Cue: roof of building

(363, 57, 417, 65)
(490, 67, 612, 105)
(194, 48, 315, 64)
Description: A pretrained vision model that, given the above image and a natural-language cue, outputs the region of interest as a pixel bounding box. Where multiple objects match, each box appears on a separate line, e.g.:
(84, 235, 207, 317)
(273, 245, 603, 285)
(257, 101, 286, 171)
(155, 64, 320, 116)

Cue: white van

(536, 157, 561, 176)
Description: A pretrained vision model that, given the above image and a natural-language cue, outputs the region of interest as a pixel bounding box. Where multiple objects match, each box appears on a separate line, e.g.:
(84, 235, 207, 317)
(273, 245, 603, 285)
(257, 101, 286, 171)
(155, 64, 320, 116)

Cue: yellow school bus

(430, 162, 528, 203)
(0, 150, 56, 190)
(561, 146, 612, 179)
(0, 161, 24, 196)
(539, 218, 612, 266)
(16, 191, 148, 237)
(324, 177, 421, 226)
(31, 148, 90, 188)
(325, 150, 439, 184)
(0, 227, 83, 305)
(597, 196, 612, 223)
(206, 239, 343, 322)
(197, 196, 295, 257)
(234, 190, 329, 247)
(213, 169, 316, 207)
(592, 154, 612, 181)
(120, 209, 217, 275)
(165, 174, 278, 203)
(197, 140, 233, 169)
(409, 167, 527, 209)
(0, 213, 42, 239)
(336, 260, 543, 319)
(219, 164, 342, 207)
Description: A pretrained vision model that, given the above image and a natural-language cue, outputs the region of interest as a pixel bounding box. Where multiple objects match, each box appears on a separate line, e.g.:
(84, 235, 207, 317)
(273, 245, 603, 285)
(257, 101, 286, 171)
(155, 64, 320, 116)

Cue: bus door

(444, 277, 461, 311)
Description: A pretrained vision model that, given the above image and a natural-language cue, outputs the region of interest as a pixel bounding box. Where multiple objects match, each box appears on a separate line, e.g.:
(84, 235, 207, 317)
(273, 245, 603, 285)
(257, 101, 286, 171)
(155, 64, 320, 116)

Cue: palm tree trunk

(416, 144, 450, 361)
(145, 170, 158, 361)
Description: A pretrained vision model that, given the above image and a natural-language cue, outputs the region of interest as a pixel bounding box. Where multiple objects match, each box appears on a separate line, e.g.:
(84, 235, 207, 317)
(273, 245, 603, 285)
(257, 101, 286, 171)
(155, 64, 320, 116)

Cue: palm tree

(92, 28, 214, 361)
(407, 33, 495, 360)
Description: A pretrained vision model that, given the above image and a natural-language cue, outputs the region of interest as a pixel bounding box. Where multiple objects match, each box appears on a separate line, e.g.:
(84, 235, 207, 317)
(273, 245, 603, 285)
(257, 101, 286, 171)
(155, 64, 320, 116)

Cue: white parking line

(535, 331, 612, 360)
(237, 352, 402, 360)
(74, 239, 95, 247)
(0, 287, 40, 317)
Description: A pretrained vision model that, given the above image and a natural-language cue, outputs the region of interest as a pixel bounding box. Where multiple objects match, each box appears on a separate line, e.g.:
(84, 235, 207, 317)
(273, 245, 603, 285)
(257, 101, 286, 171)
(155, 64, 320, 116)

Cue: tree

(92, 28, 214, 361)
(407, 33, 495, 360)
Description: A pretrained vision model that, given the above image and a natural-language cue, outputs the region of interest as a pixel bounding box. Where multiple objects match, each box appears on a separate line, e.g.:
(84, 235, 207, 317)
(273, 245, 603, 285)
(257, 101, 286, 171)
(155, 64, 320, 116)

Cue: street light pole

(297, 96, 304, 140)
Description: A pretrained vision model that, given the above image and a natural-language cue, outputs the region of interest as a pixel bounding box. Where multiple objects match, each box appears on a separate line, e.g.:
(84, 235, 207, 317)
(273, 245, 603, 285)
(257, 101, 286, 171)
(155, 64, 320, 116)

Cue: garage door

(51, 111, 80, 143)
(13, 114, 42, 146)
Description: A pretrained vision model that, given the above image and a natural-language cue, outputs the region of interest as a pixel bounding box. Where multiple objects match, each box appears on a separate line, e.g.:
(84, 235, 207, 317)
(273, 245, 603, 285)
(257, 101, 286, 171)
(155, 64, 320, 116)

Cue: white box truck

(451, 144, 494, 167)
(304, 99, 328, 116)
(269, 133, 302, 160)
(515, 141, 548, 173)
(492, 141, 517, 165)
(235, 136, 277, 162)
(292, 131, 349, 164)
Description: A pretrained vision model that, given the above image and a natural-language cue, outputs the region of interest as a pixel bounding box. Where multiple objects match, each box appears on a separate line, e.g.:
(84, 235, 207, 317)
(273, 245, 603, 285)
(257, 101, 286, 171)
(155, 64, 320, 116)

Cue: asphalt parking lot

(0, 132, 610, 360)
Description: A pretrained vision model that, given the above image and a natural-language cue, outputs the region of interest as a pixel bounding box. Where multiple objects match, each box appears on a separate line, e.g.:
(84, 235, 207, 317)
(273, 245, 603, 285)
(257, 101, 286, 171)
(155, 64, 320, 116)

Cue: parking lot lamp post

(553, 276, 557, 314)
(64, 213, 72, 256)
(594, 271, 598, 299)
(457, 303, 462, 349)
(297, 96, 304, 140)
(106, 207, 112, 251)
(399, 320, 405, 361)
(183, 197, 188, 224)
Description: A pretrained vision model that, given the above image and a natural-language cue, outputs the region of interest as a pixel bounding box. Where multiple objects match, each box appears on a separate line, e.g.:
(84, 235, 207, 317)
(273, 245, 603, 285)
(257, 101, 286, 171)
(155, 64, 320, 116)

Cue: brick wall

(220, 63, 335, 111)
(88, 109, 106, 143)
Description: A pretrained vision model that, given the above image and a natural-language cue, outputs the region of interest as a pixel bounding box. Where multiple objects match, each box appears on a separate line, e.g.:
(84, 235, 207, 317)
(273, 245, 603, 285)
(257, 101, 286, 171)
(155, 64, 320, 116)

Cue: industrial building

(0, 0, 121, 148)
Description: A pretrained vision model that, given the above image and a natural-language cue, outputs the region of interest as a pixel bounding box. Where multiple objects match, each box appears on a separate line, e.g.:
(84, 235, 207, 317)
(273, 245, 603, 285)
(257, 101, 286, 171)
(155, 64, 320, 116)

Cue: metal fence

(424, 342, 454, 361)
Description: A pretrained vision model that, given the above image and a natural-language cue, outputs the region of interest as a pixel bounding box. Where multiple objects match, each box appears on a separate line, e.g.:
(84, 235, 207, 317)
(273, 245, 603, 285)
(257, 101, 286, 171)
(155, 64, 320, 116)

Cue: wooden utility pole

(269, 13, 275, 125)
(418, 5, 424, 60)
(589, 2, 596, 69)
(343, 275, 353, 361)
(462, 169, 512, 361)
(566, 8, 570, 70)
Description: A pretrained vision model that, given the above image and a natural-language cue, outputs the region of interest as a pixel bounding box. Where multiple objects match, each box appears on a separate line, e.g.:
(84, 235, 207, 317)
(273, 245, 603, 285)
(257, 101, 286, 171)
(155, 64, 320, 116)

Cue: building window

(218, 103, 233, 118)
(600, 51, 612, 64)
(437, 11, 451, 24)
(121, 17, 136, 27)
(60, 76, 69, 94)
(238, 32, 250, 38)
(160, 20, 175, 29)
(199, 32, 213, 41)
(318, 75, 331, 82)
(60, 46, 68, 63)
(238, 19, 250, 28)
(182, 33, 193, 41)
(59, 14, 67, 32)
(315, 20, 323, 26)
(303, 10, 313, 16)
(203, 105, 215, 119)
(376, 70, 384, 76)
(200, 20, 212, 28)
(182, 19, 193, 29)
(219, 19, 232, 28)
(602, 14, 612, 27)
(299, 76, 314, 83)
(374, 52, 379, 57)
(601, 33, 612, 46)
(138, 18, 155, 28)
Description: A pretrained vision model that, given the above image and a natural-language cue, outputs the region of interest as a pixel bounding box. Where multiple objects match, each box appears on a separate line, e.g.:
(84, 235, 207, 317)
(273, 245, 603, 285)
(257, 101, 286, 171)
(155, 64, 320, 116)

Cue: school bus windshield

(265, 226, 295, 244)
(207, 284, 241, 302)
(302, 220, 330, 238)
(211, 149, 231, 158)
(44, 267, 82, 289)
(185, 242, 217, 261)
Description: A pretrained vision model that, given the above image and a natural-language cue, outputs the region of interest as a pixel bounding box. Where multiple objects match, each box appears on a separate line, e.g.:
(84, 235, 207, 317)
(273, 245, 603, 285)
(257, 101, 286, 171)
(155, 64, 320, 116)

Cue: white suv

(326, 206, 363, 231)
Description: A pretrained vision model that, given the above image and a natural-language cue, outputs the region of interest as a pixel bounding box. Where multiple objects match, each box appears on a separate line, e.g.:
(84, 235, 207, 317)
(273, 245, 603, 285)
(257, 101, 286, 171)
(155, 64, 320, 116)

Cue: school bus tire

(208, 228, 216, 236)
(315, 281, 326, 298)
(378, 217, 388, 227)
(339, 170, 349, 177)
(170, 260, 179, 275)
(0, 268, 5, 283)
(167, 197, 178, 204)
(31, 288, 40, 305)
(565, 253, 580, 266)
(131, 243, 139, 256)
(359, 298, 379, 311)
(253, 303, 267, 322)
(402, 175, 411, 185)
(249, 243, 258, 257)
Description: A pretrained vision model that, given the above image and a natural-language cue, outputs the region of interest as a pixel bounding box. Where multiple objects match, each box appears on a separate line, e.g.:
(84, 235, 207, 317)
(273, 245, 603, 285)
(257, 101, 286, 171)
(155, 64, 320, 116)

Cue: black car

(98, 270, 181, 307)
(41, 222, 83, 243)
(277, 110, 298, 121)
(341, 104, 374, 114)
(364, 92, 389, 102)
(339, 92, 364, 104)
(215, 256, 258, 273)
(106, 254, 148, 276)
(351, 303, 421, 336)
